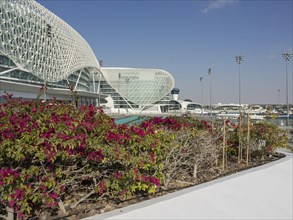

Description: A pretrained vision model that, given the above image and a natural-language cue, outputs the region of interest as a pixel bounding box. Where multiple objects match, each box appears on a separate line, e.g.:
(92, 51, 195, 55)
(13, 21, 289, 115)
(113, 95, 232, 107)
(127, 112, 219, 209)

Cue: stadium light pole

(282, 51, 293, 126)
(235, 55, 245, 114)
(200, 76, 203, 114)
(235, 54, 244, 163)
(208, 68, 212, 117)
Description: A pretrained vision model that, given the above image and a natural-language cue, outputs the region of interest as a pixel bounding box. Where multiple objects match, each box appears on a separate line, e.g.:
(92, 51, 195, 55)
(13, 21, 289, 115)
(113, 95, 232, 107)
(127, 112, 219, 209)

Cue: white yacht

(245, 105, 266, 120)
(214, 104, 265, 120)
(215, 104, 242, 119)
(248, 113, 265, 120)
(246, 105, 267, 114)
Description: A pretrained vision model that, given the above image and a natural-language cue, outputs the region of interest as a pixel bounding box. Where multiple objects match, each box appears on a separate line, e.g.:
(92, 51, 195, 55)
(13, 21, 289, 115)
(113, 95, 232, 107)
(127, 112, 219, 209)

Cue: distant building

(99, 68, 174, 111)
(171, 87, 180, 100)
(0, 0, 175, 111)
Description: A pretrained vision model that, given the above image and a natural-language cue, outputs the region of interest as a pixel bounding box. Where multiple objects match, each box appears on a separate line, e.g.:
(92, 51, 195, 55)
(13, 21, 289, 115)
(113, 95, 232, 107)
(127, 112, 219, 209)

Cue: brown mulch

(44, 152, 286, 220)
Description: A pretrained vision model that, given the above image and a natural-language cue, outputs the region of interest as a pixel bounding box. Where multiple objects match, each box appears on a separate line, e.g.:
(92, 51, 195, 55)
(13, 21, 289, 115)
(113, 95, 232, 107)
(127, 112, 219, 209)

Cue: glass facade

(0, 0, 100, 82)
(0, 0, 175, 110)
(100, 68, 174, 110)
(0, 0, 100, 104)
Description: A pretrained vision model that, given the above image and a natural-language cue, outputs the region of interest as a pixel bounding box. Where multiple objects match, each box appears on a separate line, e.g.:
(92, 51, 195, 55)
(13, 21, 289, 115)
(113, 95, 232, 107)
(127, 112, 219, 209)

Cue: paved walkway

(84, 149, 293, 220)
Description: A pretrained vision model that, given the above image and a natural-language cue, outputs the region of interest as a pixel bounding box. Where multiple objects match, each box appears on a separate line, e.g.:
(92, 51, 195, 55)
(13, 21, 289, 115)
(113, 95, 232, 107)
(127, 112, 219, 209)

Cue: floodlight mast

(200, 76, 203, 114)
(235, 55, 245, 114)
(208, 68, 212, 116)
(235, 54, 244, 163)
(282, 51, 293, 126)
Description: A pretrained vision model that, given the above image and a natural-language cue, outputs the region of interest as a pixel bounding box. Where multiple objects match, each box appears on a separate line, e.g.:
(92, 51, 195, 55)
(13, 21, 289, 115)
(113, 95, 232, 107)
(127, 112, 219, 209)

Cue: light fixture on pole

(208, 68, 212, 117)
(200, 76, 203, 114)
(282, 51, 293, 126)
(235, 55, 245, 113)
(235, 54, 244, 163)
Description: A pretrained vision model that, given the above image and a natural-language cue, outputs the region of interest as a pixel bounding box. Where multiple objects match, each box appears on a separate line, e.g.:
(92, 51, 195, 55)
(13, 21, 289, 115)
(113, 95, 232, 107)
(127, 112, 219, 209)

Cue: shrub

(249, 121, 289, 158)
(0, 95, 165, 218)
(0, 94, 289, 219)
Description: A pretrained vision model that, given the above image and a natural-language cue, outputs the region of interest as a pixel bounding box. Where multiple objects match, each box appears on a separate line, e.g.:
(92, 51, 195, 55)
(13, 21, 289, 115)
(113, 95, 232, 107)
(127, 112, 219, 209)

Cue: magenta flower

(24, 174, 30, 179)
(88, 149, 104, 162)
(65, 121, 71, 126)
(9, 200, 16, 208)
(11, 189, 24, 200)
(17, 211, 24, 219)
(13, 172, 20, 178)
(150, 152, 155, 162)
(31, 107, 37, 113)
(56, 133, 70, 141)
(149, 176, 160, 186)
(114, 171, 122, 179)
(141, 174, 147, 183)
(83, 104, 96, 117)
(60, 185, 66, 192)
(0, 111, 6, 118)
(49, 192, 58, 200)
(98, 181, 107, 195)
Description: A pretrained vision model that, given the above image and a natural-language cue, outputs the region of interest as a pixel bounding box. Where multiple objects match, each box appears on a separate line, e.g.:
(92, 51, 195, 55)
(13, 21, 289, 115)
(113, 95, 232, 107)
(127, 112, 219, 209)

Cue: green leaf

(148, 186, 156, 194)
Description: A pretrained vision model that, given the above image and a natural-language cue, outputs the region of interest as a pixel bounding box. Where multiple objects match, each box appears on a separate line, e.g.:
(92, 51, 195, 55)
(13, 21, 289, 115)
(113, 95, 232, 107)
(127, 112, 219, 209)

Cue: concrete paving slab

(84, 150, 293, 220)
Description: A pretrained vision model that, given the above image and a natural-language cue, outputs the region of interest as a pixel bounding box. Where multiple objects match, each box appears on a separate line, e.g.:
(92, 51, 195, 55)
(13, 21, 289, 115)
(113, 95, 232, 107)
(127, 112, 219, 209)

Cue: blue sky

(38, 0, 292, 104)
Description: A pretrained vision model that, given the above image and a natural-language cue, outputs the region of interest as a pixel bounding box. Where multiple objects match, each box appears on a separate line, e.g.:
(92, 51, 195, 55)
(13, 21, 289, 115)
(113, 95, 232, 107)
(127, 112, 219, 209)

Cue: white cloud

(268, 54, 276, 59)
(202, 0, 239, 14)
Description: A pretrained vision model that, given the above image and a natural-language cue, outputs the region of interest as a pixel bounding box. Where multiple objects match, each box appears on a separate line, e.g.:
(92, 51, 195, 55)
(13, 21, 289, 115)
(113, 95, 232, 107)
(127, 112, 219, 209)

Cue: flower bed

(0, 94, 289, 219)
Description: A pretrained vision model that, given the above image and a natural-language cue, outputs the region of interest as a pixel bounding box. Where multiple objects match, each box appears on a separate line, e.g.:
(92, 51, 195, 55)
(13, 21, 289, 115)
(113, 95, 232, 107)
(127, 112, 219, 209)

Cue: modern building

(0, 0, 175, 112)
(171, 87, 180, 101)
(98, 67, 174, 112)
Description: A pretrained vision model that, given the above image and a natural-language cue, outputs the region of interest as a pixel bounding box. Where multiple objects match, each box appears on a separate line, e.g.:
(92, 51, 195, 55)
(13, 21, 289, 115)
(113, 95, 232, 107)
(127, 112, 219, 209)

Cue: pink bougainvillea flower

(114, 171, 122, 179)
(150, 152, 156, 162)
(141, 174, 147, 183)
(149, 176, 160, 186)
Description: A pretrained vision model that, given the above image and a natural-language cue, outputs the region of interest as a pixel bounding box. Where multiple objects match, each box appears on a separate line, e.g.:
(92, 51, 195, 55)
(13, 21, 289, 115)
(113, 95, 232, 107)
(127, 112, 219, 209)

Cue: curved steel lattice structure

(0, 0, 175, 109)
(0, 0, 100, 83)
(100, 67, 175, 106)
